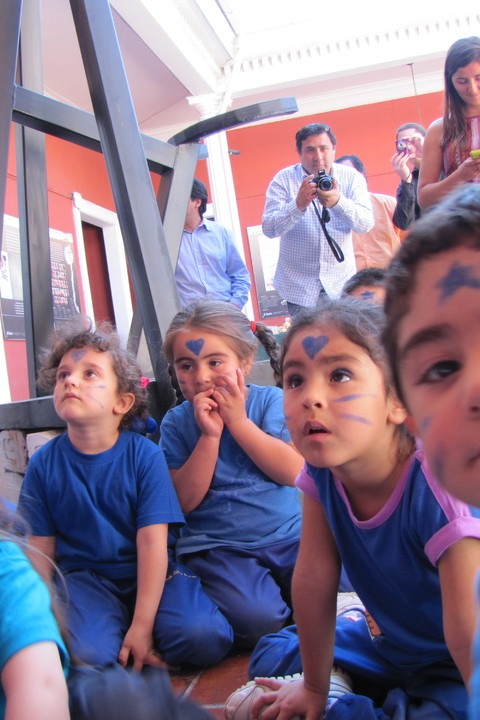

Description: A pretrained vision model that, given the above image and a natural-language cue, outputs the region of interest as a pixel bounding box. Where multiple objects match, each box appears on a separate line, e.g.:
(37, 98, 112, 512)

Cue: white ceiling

(37, 0, 480, 142)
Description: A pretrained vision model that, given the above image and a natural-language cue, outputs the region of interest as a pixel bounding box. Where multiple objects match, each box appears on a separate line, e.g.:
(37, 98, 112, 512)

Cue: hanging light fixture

(407, 62, 424, 127)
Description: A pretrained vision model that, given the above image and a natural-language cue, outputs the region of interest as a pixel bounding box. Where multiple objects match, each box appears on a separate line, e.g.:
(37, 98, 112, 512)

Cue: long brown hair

(442, 36, 480, 160)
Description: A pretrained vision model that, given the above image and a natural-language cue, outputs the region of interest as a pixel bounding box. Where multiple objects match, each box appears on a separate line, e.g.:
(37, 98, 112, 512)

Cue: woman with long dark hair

(418, 36, 480, 209)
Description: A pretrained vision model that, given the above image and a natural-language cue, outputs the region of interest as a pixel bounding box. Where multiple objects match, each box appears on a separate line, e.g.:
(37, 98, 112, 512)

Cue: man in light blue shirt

(263, 123, 374, 316)
(175, 179, 251, 309)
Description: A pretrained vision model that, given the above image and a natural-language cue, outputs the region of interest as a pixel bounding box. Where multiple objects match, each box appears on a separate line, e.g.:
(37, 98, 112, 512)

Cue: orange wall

(3, 90, 444, 397)
(4, 131, 115, 401)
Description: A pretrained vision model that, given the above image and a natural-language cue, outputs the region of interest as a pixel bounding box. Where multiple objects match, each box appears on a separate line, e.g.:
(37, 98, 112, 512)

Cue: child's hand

(119, 623, 164, 672)
(212, 369, 248, 428)
(193, 388, 224, 437)
(252, 677, 327, 720)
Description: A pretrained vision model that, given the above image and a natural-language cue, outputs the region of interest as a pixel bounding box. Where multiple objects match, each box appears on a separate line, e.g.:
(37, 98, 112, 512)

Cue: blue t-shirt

(470, 575, 480, 720)
(0, 541, 69, 719)
(160, 384, 302, 557)
(298, 450, 480, 671)
(18, 431, 184, 579)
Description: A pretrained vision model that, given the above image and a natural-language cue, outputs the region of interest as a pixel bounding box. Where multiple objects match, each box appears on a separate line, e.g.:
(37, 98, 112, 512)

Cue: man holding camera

(390, 122, 426, 230)
(262, 122, 373, 316)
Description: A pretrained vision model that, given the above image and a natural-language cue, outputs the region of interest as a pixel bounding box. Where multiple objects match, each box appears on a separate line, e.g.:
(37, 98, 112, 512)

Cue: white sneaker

(224, 666, 352, 720)
(326, 665, 353, 709)
(336, 591, 366, 618)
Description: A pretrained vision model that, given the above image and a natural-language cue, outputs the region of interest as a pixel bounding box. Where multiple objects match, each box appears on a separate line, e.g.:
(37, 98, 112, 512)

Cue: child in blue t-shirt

(240, 295, 480, 720)
(383, 184, 480, 720)
(18, 317, 231, 671)
(160, 300, 304, 648)
(0, 503, 69, 720)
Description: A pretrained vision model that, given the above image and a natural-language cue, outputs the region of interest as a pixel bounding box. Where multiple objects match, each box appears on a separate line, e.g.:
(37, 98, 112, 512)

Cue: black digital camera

(310, 169, 334, 191)
(395, 139, 409, 154)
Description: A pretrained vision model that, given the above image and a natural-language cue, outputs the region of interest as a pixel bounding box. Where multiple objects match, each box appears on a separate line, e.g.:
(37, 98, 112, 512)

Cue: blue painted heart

(302, 335, 329, 360)
(185, 338, 205, 355)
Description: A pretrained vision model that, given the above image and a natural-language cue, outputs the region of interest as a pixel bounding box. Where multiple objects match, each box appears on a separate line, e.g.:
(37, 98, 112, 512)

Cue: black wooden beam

(16, 0, 54, 395)
(69, 0, 185, 415)
(0, 0, 22, 253)
(12, 85, 178, 175)
(168, 97, 298, 145)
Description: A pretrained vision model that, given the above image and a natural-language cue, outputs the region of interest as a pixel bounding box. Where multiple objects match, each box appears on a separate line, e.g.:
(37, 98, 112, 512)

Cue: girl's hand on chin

(214, 370, 248, 427)
(193, 389, 224, 437)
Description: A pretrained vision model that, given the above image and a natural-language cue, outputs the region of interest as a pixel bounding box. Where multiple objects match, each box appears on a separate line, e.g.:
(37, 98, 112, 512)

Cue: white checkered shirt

(262, 162, 374, 304)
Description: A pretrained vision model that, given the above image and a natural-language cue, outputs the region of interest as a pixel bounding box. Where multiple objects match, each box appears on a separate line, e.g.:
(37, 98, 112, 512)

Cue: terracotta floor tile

(169, 668, 202, 696)
(168, 650, 250, 717)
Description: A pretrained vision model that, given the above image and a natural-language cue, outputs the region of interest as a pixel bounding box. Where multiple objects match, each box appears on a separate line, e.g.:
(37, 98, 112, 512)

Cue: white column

(204, 131, 253, 319)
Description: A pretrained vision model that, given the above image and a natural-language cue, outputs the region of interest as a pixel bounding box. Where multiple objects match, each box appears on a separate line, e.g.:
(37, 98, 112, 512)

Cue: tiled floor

(170, 650, 251, 719)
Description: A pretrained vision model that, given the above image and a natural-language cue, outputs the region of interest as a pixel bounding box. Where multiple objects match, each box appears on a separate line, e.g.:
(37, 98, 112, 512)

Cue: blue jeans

(184, 539, 299, 647)
(59, 557, 233, 668)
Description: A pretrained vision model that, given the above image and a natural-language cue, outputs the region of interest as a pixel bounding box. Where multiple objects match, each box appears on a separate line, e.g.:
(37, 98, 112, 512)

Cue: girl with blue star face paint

(247, 295, 480, 720)
(160, 300, 304, 652)
(384, 183, 480, 720)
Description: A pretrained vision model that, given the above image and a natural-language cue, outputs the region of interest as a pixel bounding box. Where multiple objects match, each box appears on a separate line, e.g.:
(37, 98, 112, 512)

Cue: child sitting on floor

(160, 300, 304, 649)
(18, 316, 232, 672)
(231, 296, 480, 720)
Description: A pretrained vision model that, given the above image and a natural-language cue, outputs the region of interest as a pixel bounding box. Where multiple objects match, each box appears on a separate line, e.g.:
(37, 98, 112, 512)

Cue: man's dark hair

(342, 267, 387, 296)
(335, 155, 366, 176)
(295, 123, 337, 153)
(395, 122, 426, 138)
(191, 178, 208, 219)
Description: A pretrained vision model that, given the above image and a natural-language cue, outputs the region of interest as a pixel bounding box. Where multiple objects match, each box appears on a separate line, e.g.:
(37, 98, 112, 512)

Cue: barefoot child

(160, 301, 304, 648)
(239, 296, 480, 720)
(18, 317, 230, 671)
(383, 183, 480, 720)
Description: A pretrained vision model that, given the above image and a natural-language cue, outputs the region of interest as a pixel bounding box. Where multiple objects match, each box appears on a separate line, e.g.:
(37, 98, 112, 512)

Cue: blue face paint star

(185, 338, 205, 355)
(71, 349, 86, 363)
(436, 262, 480, 302)
(360, 290, 376, 301)
(302, 335, 329, 360)
(339, 413, 373, 425)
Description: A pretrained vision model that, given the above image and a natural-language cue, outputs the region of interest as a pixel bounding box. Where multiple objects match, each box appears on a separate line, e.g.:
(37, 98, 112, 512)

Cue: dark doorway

(82, 221, 115, 325)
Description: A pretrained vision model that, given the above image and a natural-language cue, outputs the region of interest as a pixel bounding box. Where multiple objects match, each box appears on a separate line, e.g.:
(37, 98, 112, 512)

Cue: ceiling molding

(110, 0, 232, 95)
(232, 13, 480, 96)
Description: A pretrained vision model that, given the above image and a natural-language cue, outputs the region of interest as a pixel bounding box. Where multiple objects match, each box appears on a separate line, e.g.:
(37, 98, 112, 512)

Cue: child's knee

(248, 626, 302, 679)
(155, 610, 234, 668)
(231, 604, 291, 648)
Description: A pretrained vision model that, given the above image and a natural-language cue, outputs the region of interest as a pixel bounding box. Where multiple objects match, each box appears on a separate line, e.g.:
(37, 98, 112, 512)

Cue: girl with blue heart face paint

(281, 302, 407, 476)
(247, 295, 478, 720)
(160, 301, 304, 653)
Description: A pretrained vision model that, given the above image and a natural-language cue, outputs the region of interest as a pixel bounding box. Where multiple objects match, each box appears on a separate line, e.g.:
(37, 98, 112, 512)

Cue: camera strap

(312, 200, 345, 263)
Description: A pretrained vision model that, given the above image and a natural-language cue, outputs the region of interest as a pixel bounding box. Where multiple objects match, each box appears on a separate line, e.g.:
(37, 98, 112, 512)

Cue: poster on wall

(246, 225, 287, 320)
(1, 216, 25, 340)
(0, 215, 81, 339)
(49, 228, 81, 326)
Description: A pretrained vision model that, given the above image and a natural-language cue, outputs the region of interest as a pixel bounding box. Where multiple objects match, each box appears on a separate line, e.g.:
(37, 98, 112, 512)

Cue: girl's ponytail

(251, 322, 282, 388)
